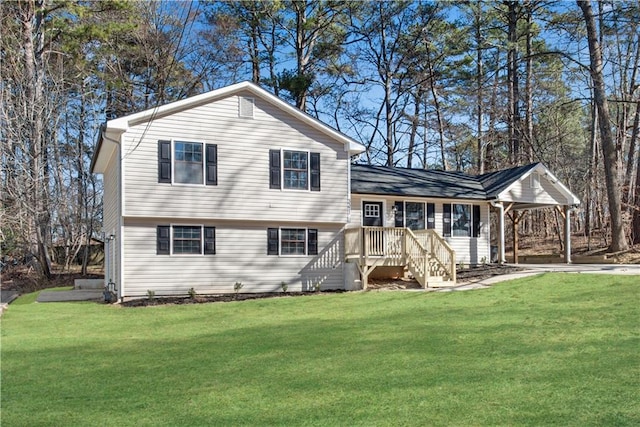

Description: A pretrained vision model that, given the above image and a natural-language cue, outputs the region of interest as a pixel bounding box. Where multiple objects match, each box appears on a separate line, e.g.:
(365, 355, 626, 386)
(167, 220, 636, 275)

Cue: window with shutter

(157, 225, 216, 255)
(267, 228, 316, 256)
(269, 150, 320, 191)
(158, 140, 217, 185)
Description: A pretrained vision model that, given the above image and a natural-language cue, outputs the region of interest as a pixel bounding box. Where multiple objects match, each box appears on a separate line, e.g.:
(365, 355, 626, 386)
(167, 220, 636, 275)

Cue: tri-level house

(92, 81, 580, 300)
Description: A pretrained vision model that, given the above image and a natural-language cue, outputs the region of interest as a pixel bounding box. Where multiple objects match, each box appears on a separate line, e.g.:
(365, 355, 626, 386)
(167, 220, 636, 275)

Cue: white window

(452, 204, 471, 237)
(405, 202, 425, 230)
(283, 150, 308, 189)
(281, 228, 307, 255)
(174, 142, 203, 184)
(364, 204, 380, 218)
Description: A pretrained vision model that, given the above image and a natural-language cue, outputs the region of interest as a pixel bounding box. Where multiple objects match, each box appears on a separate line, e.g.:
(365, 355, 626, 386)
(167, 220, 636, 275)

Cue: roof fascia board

(91, 128, 124, 174)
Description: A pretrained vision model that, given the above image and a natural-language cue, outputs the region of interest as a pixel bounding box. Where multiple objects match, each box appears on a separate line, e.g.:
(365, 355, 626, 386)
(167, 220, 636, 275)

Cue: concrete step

(74, 279, 104, 290)
(426, 277, 456, 288)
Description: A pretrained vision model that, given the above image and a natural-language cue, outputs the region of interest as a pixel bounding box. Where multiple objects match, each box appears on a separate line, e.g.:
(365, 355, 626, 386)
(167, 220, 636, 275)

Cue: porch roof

(351, 162, 580, 207)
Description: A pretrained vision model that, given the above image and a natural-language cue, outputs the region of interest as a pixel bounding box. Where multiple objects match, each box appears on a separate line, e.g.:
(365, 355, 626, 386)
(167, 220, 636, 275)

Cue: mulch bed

(122, 264, 526, 306)
(456, 264, 525, 282)
(121, 290, 347, 307)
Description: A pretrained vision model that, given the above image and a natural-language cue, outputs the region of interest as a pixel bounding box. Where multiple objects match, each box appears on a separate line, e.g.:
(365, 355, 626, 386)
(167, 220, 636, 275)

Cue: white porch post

(497, 202, 506, 264)
(564, 205, 572, 264)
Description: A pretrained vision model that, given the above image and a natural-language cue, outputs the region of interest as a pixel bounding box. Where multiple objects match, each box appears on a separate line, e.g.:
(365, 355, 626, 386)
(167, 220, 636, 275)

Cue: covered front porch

(487, 164, 581, 265)
(344, 226, 456, 289)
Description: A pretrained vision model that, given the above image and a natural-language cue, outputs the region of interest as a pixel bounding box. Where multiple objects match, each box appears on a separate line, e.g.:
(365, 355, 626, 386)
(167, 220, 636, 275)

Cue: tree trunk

(475, 4, 484, 173)
(506, 0, 521, 165)
(578, 0, 628, 251)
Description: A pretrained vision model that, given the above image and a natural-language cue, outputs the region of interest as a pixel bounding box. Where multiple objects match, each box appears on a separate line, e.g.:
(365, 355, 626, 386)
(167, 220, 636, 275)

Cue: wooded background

(1, 0, 639, 278)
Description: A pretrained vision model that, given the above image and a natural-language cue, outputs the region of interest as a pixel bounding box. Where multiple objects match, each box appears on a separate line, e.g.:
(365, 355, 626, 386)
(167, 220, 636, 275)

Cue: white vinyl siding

(122, 221, 344, 296)
(121, 91, 349, 223)
(102, 149, 121, 291)
(500, 172, 567, 205)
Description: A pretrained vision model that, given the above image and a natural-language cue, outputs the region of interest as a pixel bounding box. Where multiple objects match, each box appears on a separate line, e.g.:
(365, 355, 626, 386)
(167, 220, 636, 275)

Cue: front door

(362, 201, 383, 226)
(362, 201, 384, 256)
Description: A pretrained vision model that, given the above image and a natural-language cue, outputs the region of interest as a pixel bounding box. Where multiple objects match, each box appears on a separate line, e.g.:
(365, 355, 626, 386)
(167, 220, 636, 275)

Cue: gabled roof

(351, 162, 581, 207)
(91, 81, 366, 173)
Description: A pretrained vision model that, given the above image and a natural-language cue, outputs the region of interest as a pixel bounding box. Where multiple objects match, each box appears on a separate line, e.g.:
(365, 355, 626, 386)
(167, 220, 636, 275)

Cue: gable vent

(530, 172, 540, 189)
(239, 96, 255, 118)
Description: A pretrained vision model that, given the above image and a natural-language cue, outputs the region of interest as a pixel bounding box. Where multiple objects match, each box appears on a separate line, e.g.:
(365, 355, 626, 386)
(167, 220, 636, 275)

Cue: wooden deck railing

(344, 226, 456, 286)
(414, 229, 456, 283)
(404, 229, 428, 287)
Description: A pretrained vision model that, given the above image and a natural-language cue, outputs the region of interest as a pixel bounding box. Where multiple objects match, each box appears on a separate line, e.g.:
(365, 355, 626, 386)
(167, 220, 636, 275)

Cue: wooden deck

(345, 227, 456, 289)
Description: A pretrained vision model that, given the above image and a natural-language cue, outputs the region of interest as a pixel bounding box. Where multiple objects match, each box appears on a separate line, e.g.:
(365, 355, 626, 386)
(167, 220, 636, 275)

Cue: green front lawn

(2, 273, 638, 426)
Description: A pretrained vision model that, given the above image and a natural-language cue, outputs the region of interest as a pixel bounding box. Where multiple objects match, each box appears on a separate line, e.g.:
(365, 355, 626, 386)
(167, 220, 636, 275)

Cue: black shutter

(269, 149, 281, 189)
(427, 203, 435, 229)
(443, 204, 451, 237)
(473, 205, 481, 238)
(204, 227, 216, 254)
(308, 229, 318, 255)
(267, 228, 279, 255)
(394, 201, 404, 227)
(157, 226, 170, 255)
(158, 140, 171, 183)
(205, 144, 217, 186)
(310, 152, 321, 191)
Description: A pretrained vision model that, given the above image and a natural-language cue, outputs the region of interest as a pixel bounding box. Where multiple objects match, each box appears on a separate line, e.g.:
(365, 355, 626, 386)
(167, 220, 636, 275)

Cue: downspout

(489, 200, 506, 264)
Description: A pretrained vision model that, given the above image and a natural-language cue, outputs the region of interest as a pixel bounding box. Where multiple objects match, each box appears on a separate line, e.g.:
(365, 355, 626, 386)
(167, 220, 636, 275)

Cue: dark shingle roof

(350, 163, 540, 200)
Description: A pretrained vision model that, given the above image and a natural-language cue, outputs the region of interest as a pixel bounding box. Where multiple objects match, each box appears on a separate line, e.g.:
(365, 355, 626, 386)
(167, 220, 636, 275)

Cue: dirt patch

(367, 277, 423, 290)
(367, 264, 525, 290)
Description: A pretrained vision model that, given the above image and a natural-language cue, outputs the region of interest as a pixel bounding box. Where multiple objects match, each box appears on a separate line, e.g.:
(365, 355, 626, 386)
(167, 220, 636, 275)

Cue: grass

(1, 273, 639, 426)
